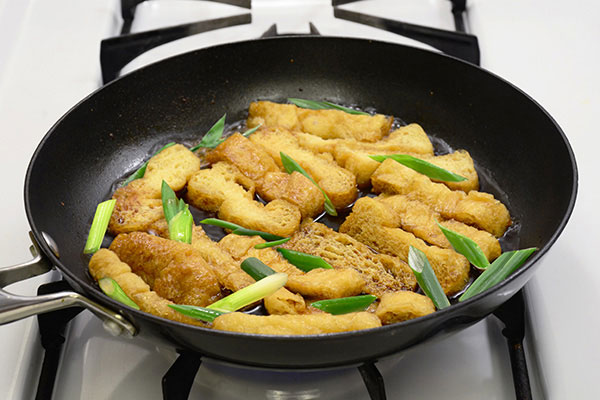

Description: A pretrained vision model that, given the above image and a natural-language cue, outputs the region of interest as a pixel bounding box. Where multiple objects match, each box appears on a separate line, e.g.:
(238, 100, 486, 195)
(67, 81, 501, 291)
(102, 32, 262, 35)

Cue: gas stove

(0, 1, 598, 399)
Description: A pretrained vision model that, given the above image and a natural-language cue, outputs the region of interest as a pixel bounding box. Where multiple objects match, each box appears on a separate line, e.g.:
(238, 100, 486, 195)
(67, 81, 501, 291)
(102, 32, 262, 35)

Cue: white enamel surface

(0, 0, 598, 399)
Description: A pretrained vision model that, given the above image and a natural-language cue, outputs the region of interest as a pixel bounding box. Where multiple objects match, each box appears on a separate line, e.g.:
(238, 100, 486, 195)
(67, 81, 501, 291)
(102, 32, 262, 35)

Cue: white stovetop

(0, 0, 598, 399)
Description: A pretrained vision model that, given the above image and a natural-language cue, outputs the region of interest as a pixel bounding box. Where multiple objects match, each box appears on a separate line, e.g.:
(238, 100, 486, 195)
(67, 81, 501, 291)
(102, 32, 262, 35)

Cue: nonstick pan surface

(24, 37, 577, 368)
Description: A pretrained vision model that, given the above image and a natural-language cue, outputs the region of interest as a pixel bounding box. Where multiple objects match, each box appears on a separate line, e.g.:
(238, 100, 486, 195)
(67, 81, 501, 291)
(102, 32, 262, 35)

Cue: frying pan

(0, 37, 577, 369)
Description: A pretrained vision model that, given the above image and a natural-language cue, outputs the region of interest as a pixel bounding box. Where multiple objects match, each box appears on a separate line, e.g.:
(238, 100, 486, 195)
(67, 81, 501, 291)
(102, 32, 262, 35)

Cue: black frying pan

(1, 37, 576, 369)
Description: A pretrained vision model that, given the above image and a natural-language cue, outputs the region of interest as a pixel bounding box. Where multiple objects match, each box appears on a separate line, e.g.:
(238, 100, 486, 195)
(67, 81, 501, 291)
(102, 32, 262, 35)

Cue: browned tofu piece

(213, 311, 381, 335)
(109, 232, 222, 307)
(339, 197, 470, 295)
(375, 291, 435, 324)
(89, 249, 203, 326)
(247, 100, 392, 142)
(371, 158, 511, 237)
(377, 195, 501, 262)
(206, 133, 324, 218)
(109, 144, 200, 234)
(421, 150, 479, 192)
(283, 222, 417, 296)
(250, 127, 357, 209)
(264, 288, 307, 315)
(286, 268, 365, 299)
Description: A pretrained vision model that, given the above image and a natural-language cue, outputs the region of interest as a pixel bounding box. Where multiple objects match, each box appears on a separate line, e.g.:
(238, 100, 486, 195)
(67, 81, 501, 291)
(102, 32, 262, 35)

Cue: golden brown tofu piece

(264, 288, 307, 315)
(371, 158, 511, 237)
(109, 232, 222, 307)
(421, 150, 479, 192)
(109, 144, 200, 234)
(339, 197, 470, 295)
(247, 100, 392, 142)
(206, 133, 324, 218)
(89, 249, 203, 326)
(375, 291, 435, 324)
(213, 311, 381, 335)
(377, 195, 501, 262)
(283, 222, 417, 296)
(286, 268, 365, 299)
(250, 127, 357, 209)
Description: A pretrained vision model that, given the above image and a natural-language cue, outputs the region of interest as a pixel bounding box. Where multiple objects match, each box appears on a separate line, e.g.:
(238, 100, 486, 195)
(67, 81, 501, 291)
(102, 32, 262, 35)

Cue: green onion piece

(369, 154, 467, 182)
(241, 257, 276, 281)
(311, 295, 377, 315)
(254, 237, 291, 249)
(459, 248, 537, 302)
(190, 114, 226, 151)
(287, 98, 369, 115)
(161, 180, 182, 223)
(199, 218, 284, 241)
(437, 222, 490, 270)
(408, 246, 450, 310)
(276, 248, 333, 272)
(207, 273, 288, 312)
(122, 142, 176, 185)
(168, 208, 193, 244)
(84, 199, 117, 254)
(168, 304, 225, 322)
(242, 123, 261, 137)
(279, 152, 337, 216)
(98, 277, 140, 310)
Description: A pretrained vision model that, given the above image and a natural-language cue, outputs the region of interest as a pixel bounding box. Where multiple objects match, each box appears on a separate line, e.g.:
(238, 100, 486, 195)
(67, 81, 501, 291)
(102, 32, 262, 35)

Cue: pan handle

(0, 232, 137, 337)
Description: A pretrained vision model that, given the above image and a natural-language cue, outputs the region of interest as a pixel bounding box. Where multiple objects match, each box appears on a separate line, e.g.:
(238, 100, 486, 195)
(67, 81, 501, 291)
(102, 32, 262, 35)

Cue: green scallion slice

(408, 246, 450, 310)
(199, 218, 284, 241)
(279, 151, 337, 216)
(84, 199, 116, 254)
(122, 142, 176, 185)
(241, 257, 276, 281)
(242, 123, 261, 137)
(168, 304, 226, 322)
(437, 222, 490, 270)
(311, 295, 377, 315)
(287, 98, 369, 115)
(190, 114, 226, 151)
(459, 248, 537, 302)
(276, 248, 333, 272)
(168, 208, 193, 244)
(161, 180, 182, 222)
(254, 237, 291, 249)
(369, 154, 467, 182)
(98, 277, 140, 310)
(207, 272, 288, 312)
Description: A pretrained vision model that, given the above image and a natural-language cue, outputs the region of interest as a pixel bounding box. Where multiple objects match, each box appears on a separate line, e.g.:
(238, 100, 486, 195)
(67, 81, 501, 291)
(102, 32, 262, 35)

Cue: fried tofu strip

(109, 232, 222, 306)
(213, 312, 381, 335)
(186, 161, 301, 237)
(371, 158, 511, 237)
(206, 133, 324, 218)
(109, 144, 200, 234)
(283, 222, 417, 296)
(264, 288, 307, 315)
(247, 100, 392, 142)
(89, 249, 203, 326)
(377, 195, 501, 262)
(339, 197, 470, 295)
(375, 291, 435, 325)
(250, 127, 358, 209)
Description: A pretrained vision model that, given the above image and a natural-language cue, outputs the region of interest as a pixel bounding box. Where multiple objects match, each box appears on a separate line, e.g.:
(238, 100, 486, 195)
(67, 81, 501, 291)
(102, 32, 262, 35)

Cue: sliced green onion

(437, 222, 490, 270)
(122, 142, 176, 185)
(276, 248, 333, 272)
(190, 114, 227, 151)
(241, 257, 276, 281)
(287, 98, 369, 115)
(311, 295, 377, 315)
(98, 277, 140, 310)
(408, 246, 450, 310)
(168, 208, 193, 244)
(279, 151, 337, 216)
(199, 218, 284, 241)
(254, 237, 291, 249)
(168, 304, 225, 322)
(161, 180, 182, 222)
(207, 273, 288, 312)
(459, 248, 537, 302)
(84, 199, 116, 254)
(369, 154, 467, 182)
(242, 123, 261, 137)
